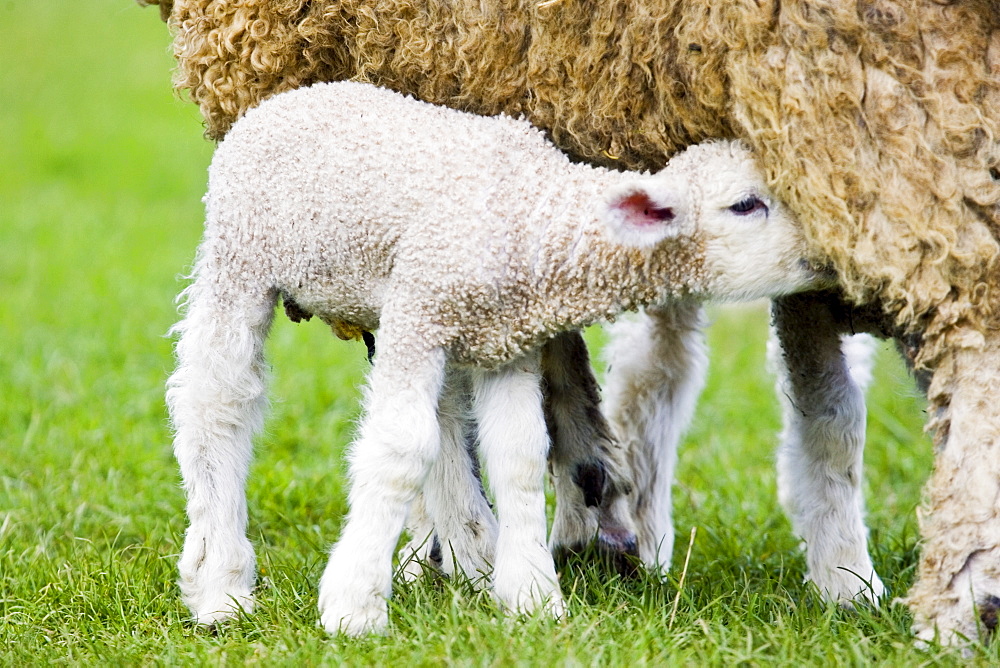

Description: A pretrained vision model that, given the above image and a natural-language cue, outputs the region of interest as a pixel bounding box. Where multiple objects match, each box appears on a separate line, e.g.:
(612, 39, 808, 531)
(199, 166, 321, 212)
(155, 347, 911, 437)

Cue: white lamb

(166, 80, 826, 636)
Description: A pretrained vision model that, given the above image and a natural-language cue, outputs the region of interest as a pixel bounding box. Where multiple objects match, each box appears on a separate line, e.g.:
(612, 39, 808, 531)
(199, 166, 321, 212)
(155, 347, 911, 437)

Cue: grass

(0, 1, 992, 664)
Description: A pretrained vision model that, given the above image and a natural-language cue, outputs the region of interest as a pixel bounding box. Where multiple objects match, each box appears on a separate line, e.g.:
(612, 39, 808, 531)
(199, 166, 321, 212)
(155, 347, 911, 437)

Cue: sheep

(142, 0, 1000, 642)
(167, 80, 826, 634)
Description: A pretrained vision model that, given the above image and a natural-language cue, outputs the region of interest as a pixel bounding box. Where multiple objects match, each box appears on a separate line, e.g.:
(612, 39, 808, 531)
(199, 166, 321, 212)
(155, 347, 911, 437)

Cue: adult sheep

(142, 0, 1000, 644)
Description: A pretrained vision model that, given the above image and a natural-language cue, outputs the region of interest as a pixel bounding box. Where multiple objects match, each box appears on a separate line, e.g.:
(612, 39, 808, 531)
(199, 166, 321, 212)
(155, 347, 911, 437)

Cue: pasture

(0, 1, 985, 663)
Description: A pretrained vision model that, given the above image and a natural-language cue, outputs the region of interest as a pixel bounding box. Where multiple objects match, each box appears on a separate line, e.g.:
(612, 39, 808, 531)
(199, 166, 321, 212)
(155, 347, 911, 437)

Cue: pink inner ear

(616, 192, 674, 227)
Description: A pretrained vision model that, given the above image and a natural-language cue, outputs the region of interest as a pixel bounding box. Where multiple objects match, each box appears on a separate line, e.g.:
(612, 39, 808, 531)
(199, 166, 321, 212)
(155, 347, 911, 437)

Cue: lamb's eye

(729, 196, 768, 216)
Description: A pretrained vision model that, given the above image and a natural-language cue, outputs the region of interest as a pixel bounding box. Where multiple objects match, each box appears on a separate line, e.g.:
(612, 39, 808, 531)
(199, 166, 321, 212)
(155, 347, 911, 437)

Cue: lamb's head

(603, 140, 832, 302)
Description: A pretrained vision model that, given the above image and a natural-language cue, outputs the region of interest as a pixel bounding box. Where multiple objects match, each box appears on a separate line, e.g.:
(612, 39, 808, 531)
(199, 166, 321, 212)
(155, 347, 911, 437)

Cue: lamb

(142, 0, 1000, 642)
(167, 80, 824, 635)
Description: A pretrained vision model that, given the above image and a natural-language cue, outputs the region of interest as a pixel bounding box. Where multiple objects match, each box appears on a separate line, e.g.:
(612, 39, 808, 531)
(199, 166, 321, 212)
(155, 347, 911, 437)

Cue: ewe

(142, 1, 1000, 641)
(167, 81, 822, 635)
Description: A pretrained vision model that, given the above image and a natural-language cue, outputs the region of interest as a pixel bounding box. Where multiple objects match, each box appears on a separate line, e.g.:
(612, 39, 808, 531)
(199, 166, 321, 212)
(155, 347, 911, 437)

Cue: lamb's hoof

(492, 544, 564, 619)
(318, 592, 389, 637)
(809, 566, 885, 608)
(540, 593, 569, 620)
(191, 604, 250, 628)
(178, 536, 256, 626)
(183, 590, 255, 627)
(398, 535, 444, 583)
(493, 583, 567, 621)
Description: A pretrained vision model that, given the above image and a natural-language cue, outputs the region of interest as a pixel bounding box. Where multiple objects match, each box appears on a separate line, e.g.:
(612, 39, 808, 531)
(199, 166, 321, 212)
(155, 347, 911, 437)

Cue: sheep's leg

(471, 353, 565, 617)
(905, 332, 1000, 645)
(770, 293, 884, 605)
(318, 344, 447, 636)
(543, 331, 638, 572)
(167, 280, 276, 625)
(603, 302, 709, 574)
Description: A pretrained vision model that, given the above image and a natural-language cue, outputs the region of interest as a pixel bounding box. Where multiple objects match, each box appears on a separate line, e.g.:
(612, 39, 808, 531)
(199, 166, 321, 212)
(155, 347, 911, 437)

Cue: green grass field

(0, 1, 991, 664)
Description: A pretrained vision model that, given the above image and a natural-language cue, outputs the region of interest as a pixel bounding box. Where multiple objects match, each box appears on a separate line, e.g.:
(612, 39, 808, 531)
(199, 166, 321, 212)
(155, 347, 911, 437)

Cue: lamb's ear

(603, 182, 687, 248)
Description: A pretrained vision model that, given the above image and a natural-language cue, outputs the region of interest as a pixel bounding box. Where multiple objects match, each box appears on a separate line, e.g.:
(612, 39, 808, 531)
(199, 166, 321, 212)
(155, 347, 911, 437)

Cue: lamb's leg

(167, 280, 276, 624)
(905, 332, 1000, 645)
(318, 345, 447, 636)
(420, 368, 498, 582)
(543, 331, 638, 572)
(770, 292, 884, 605)
(471, 353, 565, 617)
(602, 301, 709, 574)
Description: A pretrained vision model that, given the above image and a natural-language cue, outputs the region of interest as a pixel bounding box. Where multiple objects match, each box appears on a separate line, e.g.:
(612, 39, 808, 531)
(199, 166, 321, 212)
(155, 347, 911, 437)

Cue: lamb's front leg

(471, 353, 565, 617)
(770, 292, 884, 605)
(602, 301, 709, 574)
(318, 346, 447, 636)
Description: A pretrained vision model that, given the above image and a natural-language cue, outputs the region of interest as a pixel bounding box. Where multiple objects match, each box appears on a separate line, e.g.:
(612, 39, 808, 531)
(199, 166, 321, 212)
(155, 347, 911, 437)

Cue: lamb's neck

(528, 181, 706, 331)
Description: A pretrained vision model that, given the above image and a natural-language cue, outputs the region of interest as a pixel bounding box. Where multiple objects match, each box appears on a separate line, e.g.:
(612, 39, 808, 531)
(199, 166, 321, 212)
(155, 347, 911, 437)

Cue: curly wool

(147, 0, 1000, 372)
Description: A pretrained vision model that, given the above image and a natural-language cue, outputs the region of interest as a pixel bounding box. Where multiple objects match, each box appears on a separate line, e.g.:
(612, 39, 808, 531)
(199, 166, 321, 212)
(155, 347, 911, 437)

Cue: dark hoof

(552, 531, 641, 578)
(428, 535, 444, 570)
(980, 595, 1000, 634)
(596, 526, 640, 577)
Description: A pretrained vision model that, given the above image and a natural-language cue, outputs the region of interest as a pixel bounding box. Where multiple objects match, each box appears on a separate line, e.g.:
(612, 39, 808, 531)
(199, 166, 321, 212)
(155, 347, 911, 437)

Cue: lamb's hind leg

(544, 331, 638, 572)
(770, 292, 884, 605)
(472, 352, 565, 617)
(167, 277, 277, 624)
(318, 343, 447, 636)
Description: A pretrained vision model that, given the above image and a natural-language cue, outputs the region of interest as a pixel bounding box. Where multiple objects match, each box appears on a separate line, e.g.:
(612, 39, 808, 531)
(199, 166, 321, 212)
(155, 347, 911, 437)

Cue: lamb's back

(204, 81, 598, 337)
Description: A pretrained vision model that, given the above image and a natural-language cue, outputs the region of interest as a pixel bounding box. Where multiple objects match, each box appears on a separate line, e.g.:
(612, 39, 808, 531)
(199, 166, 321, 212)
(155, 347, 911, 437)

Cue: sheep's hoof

(597, 525, 641, 576)
(907, 547, 1000, 647)
(980, 595, 1000, 634)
